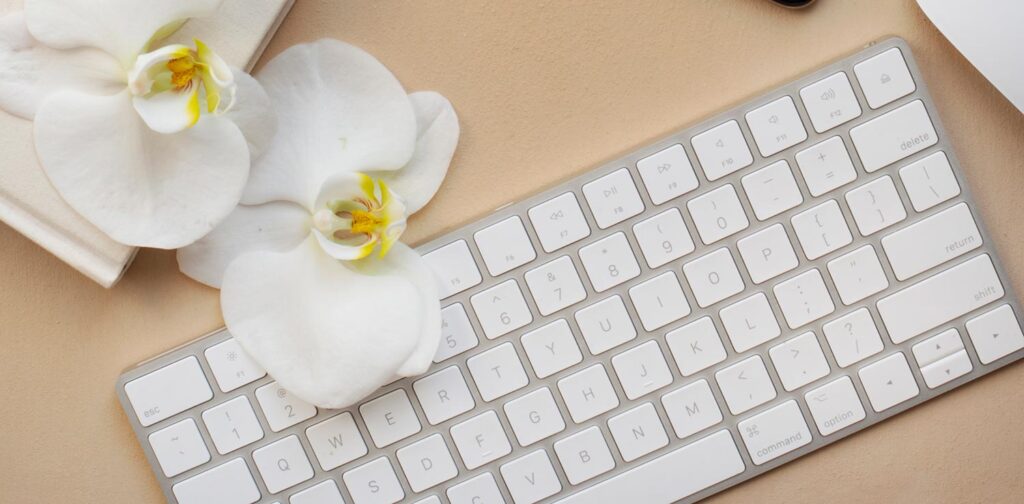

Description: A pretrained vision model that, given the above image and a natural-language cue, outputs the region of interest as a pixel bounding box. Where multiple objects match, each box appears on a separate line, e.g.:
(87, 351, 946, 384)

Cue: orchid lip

(311, 173, 408, 261)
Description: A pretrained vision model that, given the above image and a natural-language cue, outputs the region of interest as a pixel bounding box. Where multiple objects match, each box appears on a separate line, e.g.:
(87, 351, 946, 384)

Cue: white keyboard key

(661, 379, 723, 439)
(423, 240, 483, 299)
(343, 457, 404, 504)
(773, 269, 835, 329)
(608, 402, 669, 462)
(794, 136, 858, 197)
(805, 376, 866, 436)
(291, 480, 345, 504)
(306, 412, 369, 471)
(920, 350, 973, 389)
(450, 411, 512, 470)
(686, 184, 749, 245)
(791, 199, 853, 260)
(575, 295, 637, 355)
(413, 498, 442, 504)
(850, 100, 937, 172)
(745, 95, 808, 157)
(966, 304, 1024, 364)
(799, 71, 862, 133)
(737, 224, 799, 284)
(554, 426, 616, 485)
(253, 435, 315, 494)
(691, 120, 755, 181)
(627, 272, 691, 331)
(632, 208, 695, 268)
(912, 328, 965, 368)
(149, 418, 210, 477)
(359, 389, 421, 448)
(470, 280, 533, 339)
(715, 355, 777, 415)
(172, 458, 260, 504)
(447, 473, 505, 504)
(741, 160, 803, 221)
(205, 338, 266, 393)
(475, 216, 537, 276)
(435, 303, 479, 363)
(878, 254, 1004, 343)
(524, 256, 587, 316)
(554, 430, 744, 504)
(611, 340, 674, 400)
(557, 364, 620, 423)
(467, 342, 529, 401)
(255, 382, 317, 433)
(899, 151, 960, 212)
(521, 319, 583, 379)
(582, 168, 645, 229)
(500, 450, 562, 504)
(666, 317, 728, 377)
(124, 356, 213, 427)
(845, 175, 906, 236)
(528, 192, 591, 253)
(854, 47, 916, 109)
(682, 247, 745, 308)
(822, 308, 884, 367)
(396, 434, 458, 492)
(503, 387, 566, 446)
(578, 232, 641, 292)
(202, 396, 264, 455)
(719, 292, 781, 353)
(881, 202, 982, 281)
(858, 352, 920, 412)
(737, 400, 812, 465)
(636, 144, 700, 204)
(413, 366, 475, 425)
(826, 245, 889, 305)
(768, 332, 831, 391)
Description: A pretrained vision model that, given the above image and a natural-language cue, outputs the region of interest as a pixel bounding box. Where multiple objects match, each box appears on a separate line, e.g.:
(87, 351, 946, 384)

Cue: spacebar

(555, 430, 745, 504)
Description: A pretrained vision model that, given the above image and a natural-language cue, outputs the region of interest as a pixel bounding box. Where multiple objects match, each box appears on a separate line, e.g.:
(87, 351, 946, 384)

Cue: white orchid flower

(0, 0, 275, 248)
(178, 40, 460, 409)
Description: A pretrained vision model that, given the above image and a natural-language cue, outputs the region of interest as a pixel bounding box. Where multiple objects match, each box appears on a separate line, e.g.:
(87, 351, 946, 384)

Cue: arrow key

(920, 350, 972, 389)
(911, 328, 964, 368)
(858, 352, 919, 412)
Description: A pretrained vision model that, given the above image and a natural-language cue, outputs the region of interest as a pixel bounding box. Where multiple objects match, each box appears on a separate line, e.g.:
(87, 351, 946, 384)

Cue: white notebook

(0, 0, 294, 287)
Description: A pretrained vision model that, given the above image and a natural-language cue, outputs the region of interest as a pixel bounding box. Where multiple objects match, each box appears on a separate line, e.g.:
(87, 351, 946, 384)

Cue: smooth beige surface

(1, 0, 1022, 502)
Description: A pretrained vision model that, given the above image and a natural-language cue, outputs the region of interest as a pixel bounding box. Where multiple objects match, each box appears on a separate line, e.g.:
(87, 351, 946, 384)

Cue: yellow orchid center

(312, 174, 408, 260)
(167, 56, 197, 91)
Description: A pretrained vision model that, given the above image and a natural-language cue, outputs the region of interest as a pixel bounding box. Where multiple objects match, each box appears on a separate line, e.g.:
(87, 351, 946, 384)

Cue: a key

(794, 136, 858, 197)
(447, 473, 505, 504)
(342, 457, 405, 504)
(201, 396, 264, 455)
(858, 352, 920, 412)
(467, 342, 529, 401)
(557, 364, 620, 423)
(149, 418, 210, 477)
(450, 411, 512, 470)
(608, 402, 669, 462)
(413, 366, 475, 425)
(528, 192, 591, 253)
(745, 95, 808, 157)
(255, 381, 317, 432)
(553, 427, 616, 485)
(521, 319, 584, 379)
(854, 47, 916, 109)
(845, 175, 906, 236)
(899, 151, 960, 212)
(773, 268, 836, 329)
(880, 202, 982, 280)
(826, 244, 889, 305)
(422, 240, 482, 299)
(252, 435, 315, 494)
(799, 71, 862, 133)
(805, 376, 866, 436)
(291, 481, 345, 504)
(768, 332, 831, 391)
(636, 144, 700, 204)
(661, 379, 723, 439)
(434, 303, 479, 363)
(822, 308, 884, 367)
(475, 216, 537, 276)
(359, 389, 421, 448)
(500, 450, 563, 504)
(574, 295, 637, 355)
(686, 184, 749, 245)
(665, 317, 728, 377)
(690, 120, 754, 181)
(627, 271, 691, 331)
(682, 247, 745, 308)
(741, 160, 803, 221)
(305, 412, 368, 471)
(582, 168, 645, 229)
(396, 434, 459, 492)
(966, 304, 1024, 364)
(611, 340, 674, 400)
(204, 338, 266, 393)
(632, 208, 695, 268)
(578, 232, 641, 292)
(715, 355, 777, 415)
(172, 458, 260, 504)
(719, 292, 782, 353)
(850, 100, 937, 172)
(737, 400, 812, 465)
(736, 223, 799, 284)
(524, 255, 587, 316)
(791, 199, 853, 260)
(470, 279, 533, 339)
(124, 356, 213, 427)
(503, 387, 566, 446)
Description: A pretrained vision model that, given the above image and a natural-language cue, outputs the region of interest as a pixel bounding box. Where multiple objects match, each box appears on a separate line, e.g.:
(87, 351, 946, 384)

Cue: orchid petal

(0, 11, 123, 119)
(371, 91, 460, 215)
(132, 85, 201, 133)
(220, 237, 441, 408)
(224, 68, 276, 159)
(33, 89, 249, 248)
(177, 202, 310, 288)
(243, 39, 417, 210)
(23, 0, 223, 66)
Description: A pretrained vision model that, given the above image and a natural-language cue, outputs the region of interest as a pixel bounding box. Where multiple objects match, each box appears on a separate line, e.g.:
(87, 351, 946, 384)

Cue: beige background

(1, 0, 1023, 502)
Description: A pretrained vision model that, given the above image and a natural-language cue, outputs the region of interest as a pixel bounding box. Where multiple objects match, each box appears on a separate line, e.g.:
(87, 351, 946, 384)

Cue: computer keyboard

(117, 37, 1024, 504)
